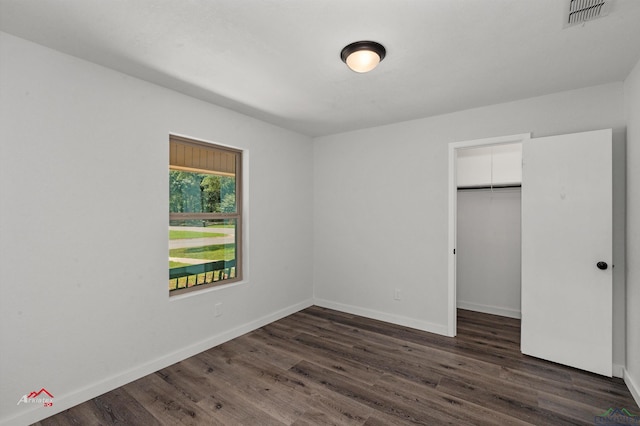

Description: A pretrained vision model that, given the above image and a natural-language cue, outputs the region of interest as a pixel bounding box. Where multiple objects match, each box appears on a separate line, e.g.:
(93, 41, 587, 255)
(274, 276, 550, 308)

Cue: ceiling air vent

(564, 0, 613, 28)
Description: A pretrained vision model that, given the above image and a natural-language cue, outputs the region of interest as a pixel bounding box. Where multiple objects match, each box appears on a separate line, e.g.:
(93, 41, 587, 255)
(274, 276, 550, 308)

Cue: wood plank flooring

(35, 307, 639, 425)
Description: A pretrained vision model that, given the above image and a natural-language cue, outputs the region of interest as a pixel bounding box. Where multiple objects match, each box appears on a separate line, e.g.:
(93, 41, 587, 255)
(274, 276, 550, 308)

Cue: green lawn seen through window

(169, 230, 227, 240)
(169, 244, 236, 261)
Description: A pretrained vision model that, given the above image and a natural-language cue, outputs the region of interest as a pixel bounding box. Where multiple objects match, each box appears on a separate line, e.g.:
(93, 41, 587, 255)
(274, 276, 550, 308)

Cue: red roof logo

(26, 388, 54, 399)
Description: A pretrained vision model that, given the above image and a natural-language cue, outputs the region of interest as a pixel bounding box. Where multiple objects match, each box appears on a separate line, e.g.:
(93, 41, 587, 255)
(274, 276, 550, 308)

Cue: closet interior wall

(456, 144, 522, 318)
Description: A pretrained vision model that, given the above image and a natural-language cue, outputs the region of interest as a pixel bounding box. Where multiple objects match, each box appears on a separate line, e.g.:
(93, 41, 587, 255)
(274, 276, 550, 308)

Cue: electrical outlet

(394, 288, 401, 301)
(214, 303, 222, 317)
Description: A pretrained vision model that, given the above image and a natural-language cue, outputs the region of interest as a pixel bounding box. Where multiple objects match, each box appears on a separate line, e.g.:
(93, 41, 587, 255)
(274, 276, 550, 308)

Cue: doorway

(446, 133, 531, 337)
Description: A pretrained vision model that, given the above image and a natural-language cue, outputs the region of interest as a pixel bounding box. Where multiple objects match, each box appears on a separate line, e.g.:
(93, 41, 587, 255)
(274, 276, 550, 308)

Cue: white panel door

(521, 129, 612, 377)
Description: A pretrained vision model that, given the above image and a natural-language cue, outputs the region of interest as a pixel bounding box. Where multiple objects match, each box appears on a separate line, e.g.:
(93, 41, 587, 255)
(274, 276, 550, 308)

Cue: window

(169, 135, 242, 295)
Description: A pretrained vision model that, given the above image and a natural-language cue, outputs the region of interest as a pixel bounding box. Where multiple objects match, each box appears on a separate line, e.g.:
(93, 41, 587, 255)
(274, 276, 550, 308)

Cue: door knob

(596, 261, 608, 270)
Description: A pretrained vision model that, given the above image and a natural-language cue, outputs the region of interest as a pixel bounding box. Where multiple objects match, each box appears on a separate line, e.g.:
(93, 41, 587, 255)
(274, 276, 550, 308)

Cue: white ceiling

(1, 0, 640, 137)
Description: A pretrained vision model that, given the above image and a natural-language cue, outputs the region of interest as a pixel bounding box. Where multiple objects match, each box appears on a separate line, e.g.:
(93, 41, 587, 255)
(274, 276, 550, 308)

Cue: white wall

(624, 56, 640, 405)
(0, 32, 314, 425)
(314, 82, 627, 370)
(456, 188, 521, 318)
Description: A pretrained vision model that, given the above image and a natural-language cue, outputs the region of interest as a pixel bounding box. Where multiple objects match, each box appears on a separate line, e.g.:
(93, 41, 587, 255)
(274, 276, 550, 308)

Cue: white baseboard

(624, 368, 640, 408)
(2, 299, 314, 426)
(313, 298, 449, 336)
(457, 300, 521, 319)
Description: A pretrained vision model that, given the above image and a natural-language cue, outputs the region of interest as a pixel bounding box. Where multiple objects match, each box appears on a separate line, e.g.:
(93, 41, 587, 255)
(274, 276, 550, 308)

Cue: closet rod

(457, 184, 521, 191)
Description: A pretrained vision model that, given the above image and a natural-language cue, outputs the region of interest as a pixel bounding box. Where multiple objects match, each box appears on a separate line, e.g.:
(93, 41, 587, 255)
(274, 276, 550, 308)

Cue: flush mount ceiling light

(340, 41, 386, 73)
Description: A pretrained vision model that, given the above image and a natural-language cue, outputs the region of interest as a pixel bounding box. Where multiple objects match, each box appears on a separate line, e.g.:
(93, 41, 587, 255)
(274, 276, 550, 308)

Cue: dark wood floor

(35, 307, 638, 425)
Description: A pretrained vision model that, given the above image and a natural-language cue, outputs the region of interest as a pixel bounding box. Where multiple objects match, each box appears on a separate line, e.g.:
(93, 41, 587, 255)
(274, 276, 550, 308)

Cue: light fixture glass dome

(346, 50, 381, 73)
(341, 41, 386, 73)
